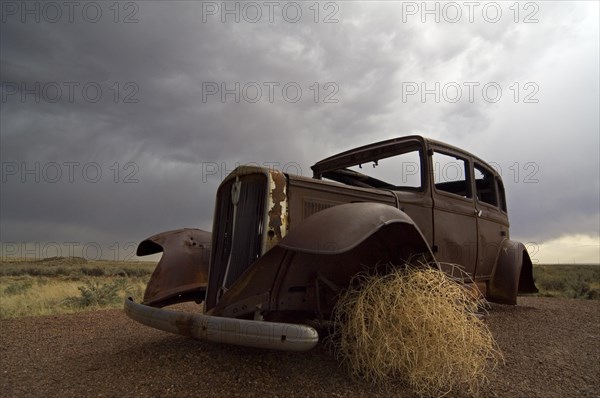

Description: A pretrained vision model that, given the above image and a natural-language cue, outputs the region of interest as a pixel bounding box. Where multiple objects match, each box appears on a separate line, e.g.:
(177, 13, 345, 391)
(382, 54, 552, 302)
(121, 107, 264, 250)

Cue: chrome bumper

(124, 297, 319, 351)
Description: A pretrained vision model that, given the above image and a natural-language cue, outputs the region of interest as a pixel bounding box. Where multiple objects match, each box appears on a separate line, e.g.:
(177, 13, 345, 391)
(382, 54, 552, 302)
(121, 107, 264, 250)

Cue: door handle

(475, 209, 482, 217)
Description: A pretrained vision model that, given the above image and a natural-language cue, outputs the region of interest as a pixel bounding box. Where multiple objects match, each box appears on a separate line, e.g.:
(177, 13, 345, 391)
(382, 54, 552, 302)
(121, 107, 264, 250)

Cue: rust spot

(268, 172, 287, 240)
(174, 314, 195, 337)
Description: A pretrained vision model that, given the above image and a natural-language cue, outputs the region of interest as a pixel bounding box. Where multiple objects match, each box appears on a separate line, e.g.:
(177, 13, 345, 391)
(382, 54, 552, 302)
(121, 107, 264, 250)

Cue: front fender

(138, 228, 211, 307)
(278, 201, 435, 257)
(487, 239, 538, 305)
(212, 202, 438, 319)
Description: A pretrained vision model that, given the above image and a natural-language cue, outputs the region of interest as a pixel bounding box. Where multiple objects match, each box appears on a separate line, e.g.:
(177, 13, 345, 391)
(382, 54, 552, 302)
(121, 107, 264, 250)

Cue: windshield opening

(322, 148, 423, 190)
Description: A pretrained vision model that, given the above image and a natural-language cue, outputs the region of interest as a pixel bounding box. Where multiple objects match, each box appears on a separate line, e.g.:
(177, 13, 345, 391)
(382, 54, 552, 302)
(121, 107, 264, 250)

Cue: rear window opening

(474, 164, 498, 207)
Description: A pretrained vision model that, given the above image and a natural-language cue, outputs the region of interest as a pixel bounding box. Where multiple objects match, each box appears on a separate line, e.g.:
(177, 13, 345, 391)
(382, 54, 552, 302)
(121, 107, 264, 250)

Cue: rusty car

(125, 135, 537, 351)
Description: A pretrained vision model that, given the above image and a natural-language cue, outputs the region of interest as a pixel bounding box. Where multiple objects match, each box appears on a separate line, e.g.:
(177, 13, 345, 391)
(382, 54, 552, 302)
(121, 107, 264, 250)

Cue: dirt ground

(1, 296, 598, 398)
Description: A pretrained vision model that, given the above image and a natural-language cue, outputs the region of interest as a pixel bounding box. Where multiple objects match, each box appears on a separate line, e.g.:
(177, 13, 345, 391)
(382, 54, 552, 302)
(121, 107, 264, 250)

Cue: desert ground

(1, 296, 598, 398)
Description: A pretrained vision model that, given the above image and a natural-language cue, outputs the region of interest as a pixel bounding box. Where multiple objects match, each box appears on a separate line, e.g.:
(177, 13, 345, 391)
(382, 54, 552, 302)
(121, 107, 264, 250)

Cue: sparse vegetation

(0, 256, 155, 278)
(3, 279, 34, 296)
(533, 264, 600, 300)
(1, 257, 597, 322)
(329, 266, 502, 397)
(63, 278, 128, 308)
(0, 257, 155, 319)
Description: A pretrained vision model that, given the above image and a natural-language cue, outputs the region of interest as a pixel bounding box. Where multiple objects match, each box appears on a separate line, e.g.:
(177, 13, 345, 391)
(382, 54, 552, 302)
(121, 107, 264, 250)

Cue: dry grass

(0, 258, 154, 319)
(0, 276, 149, 319)
(329, 265, 502, 397)
(0, 277, 82, 318)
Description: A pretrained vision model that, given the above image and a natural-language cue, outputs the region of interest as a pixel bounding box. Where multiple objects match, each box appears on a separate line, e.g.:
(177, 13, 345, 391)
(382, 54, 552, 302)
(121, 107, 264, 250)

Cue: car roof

(311, 135, 501, 180)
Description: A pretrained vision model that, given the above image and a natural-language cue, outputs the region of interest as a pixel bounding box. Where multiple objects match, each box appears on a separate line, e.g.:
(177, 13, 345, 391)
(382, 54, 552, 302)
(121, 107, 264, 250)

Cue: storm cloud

(1, 1, 598, 262)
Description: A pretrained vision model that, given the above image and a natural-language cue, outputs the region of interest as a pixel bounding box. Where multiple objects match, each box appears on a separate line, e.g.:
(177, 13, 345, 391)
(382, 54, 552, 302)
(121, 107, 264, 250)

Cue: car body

(125, 135, 537, 351)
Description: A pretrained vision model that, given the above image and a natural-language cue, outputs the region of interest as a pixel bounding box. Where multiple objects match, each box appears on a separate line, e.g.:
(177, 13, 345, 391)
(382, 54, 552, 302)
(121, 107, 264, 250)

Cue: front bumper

(124, 297, 319, 351)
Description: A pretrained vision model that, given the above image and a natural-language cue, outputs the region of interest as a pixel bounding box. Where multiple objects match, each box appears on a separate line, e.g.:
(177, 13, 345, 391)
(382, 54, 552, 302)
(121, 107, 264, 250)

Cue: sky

(1, 1, 599, 264)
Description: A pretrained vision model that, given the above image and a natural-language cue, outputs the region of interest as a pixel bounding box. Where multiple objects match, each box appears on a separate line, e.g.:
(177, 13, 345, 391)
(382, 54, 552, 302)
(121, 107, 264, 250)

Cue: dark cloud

(1, 1, 598, 260)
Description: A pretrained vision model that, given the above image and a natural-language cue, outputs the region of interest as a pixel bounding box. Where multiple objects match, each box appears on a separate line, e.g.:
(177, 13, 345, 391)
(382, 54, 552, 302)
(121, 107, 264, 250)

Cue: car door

(473, 162, 510, 280)
(430, 149, 478, 279)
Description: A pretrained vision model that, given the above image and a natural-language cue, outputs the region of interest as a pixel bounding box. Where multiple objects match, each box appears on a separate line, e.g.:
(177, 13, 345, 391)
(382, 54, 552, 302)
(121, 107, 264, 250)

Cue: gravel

(1, 296, 598, 398)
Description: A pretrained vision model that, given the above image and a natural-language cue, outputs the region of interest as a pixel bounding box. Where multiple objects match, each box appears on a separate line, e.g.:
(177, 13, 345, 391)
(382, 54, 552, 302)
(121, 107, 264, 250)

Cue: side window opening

(432, 152, 470, 198)
(474, 164, 498, 207)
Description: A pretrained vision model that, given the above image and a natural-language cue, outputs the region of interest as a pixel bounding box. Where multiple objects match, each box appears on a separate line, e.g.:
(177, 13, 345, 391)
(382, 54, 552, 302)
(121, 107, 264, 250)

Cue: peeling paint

(264, 170, 288, 252)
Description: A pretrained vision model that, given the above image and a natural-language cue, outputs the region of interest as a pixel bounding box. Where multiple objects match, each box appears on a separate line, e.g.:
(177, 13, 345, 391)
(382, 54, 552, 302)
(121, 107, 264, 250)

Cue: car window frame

(430, 149, 474, 203)
(473, 162, 501, 209)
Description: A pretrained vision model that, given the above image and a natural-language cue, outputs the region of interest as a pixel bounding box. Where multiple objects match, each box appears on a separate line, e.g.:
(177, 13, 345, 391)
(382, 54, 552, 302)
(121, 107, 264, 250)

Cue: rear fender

(137, 228, 211, 307)
(487, 239, 538, 305)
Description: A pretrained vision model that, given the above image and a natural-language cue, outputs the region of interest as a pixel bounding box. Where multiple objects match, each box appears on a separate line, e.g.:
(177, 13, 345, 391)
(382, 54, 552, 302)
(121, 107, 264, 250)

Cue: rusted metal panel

(210, 203, 437, 321)
(137, 228, 211, 307)
(487, 240, 538, 304)
(287, 173, 397, 223)
(278, 202, 431, 254)
(476, 202, 509, 280)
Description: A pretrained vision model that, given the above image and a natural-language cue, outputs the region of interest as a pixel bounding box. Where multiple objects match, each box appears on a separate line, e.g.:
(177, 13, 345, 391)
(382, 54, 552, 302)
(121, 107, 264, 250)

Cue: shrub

(568, 277, 599, 300)
(81, 267, 106, 277)
(536, 276, 567, 292)
(586, 288, 600, 300)
(329, 265, 502, 397)
(64, 279, 126, 308)
(3, 280, 34, 296)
